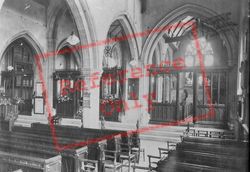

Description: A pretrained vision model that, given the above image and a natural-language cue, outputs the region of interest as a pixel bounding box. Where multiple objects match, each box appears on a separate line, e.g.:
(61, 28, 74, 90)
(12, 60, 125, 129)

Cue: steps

(14, 115, 82, 128)
(103, 121, 233, 143)
(14, 116, 233, 143)
(14, 115, 48, 127)
(104, 121, 186, 142)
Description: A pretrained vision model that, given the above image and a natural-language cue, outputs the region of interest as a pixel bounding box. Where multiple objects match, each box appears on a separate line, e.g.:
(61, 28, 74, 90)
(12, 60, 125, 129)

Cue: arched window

(2, 39, 33, 71)
(1, 39, 34, 116)
(185, 37, 214, 67)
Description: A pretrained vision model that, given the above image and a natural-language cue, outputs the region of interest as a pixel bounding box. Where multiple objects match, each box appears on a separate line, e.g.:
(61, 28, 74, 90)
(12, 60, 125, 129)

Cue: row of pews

(0, 123, 141, 172)
(153, 129, 248, 172)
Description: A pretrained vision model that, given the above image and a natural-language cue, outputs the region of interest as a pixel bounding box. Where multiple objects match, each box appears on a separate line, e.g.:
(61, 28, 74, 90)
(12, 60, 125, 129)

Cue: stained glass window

(185, 37, 214, 67)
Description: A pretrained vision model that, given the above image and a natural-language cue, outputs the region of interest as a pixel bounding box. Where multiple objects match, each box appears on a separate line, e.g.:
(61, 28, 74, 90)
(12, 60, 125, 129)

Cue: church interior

(0, 0, 249, 171)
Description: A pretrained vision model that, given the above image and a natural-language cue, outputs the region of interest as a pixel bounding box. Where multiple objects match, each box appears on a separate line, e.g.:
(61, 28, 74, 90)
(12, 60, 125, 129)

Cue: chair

(148, 155, 160, 171)
(157, 141, 175, 160)
(130, 132, 145, 162)
(79, 157, 98, 172)
(118, 142, 136, 172)
(166, 141, 176, 151)
(102, 149, 122, 172)
(148, 142, 175, 171)
(158, 147, 169, 159)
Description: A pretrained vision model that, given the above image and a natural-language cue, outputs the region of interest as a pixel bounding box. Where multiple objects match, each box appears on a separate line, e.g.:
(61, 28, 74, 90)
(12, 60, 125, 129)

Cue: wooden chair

(158, 147, 170, 159)
(102, 150, 122, 172)
(118, 142, 136, 172)
(129, 132, 144, 162)
(167, 141, 177, 151)
(147, 155, 160, 171)
(78, 157, 98, 172)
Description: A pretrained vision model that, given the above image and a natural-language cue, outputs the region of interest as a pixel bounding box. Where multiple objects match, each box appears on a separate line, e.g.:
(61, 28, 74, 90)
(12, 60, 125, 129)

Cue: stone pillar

(45, 38, 55, 119)
(82, 69, 102, 129)
(0, 0, 4, 10)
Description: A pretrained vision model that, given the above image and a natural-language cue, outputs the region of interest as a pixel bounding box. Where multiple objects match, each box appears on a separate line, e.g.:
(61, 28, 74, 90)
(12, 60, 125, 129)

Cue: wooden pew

(0, 146, 61, 172)
(157, 159, 238, 172)
(13, 123, 134, 171)
(182, 136, 249, 147)
(157, 149, 244, 172)
(171, 150, 247, 170)
(29, 123, 128, 162)
(31, 123, 129, 144)
(14, 124, 120, 149)
(12, 125, 110, 172)
(38, 123, 140, 171)
(0, 130, 88, 172)
(156, 135, 248, 172)
(177, 141, 248, 157)
(0, 130, 80, 145)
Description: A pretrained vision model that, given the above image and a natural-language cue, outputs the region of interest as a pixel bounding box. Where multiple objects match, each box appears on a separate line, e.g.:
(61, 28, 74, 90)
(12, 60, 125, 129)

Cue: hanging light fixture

(66, 31, 80, 45)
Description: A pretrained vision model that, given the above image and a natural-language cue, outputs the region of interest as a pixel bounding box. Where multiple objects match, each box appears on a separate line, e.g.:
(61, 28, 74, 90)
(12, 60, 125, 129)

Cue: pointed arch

(56, 39, 81, 69)
(108, 14, 140, 64)
(0, 31, 45, 62)
(141, 4, 237, 67)
(47, 0, 98, 69)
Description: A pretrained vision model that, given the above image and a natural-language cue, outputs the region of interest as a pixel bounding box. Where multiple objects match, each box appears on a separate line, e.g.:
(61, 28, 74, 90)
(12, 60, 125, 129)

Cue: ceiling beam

(163, 34, 189, 43)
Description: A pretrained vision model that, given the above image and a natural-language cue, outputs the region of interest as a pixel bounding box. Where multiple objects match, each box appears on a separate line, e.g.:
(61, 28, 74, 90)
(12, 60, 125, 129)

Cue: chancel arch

(142, 4, 237, 128)
(0, 34, 44, 116)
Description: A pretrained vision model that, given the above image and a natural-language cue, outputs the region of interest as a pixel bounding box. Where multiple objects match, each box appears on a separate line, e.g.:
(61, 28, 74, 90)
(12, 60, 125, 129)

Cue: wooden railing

(196, 104, 226, 125)
(56, 100, 75, 118)
(18, 99, 32, 116)
(180, 103, 193, 120)
(150, 102, 177, 122)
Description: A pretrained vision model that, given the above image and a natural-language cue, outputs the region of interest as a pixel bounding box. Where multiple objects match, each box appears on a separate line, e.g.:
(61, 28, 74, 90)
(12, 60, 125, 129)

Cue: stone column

(0, 0, 4, 10)
(45, 38, 55, 119)
(82, 69, 102, 129)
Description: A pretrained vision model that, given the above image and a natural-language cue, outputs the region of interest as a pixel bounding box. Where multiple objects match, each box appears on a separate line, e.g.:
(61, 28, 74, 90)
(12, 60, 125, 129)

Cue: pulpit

(0, 95, 18, 131)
